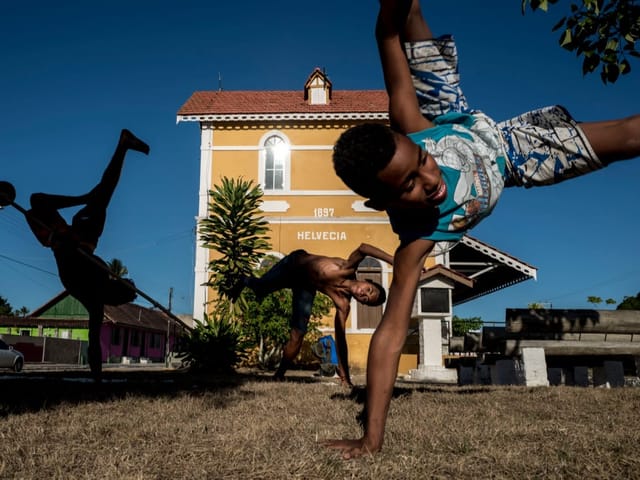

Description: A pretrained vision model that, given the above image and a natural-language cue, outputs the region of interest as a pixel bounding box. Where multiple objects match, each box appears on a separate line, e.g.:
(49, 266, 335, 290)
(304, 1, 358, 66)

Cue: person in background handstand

(24, 129, 149, 379)
(234, 244, 393, 386)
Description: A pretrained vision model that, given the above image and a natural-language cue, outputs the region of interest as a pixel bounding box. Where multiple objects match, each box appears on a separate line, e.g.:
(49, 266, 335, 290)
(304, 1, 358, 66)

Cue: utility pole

(165, 287, 173, 367)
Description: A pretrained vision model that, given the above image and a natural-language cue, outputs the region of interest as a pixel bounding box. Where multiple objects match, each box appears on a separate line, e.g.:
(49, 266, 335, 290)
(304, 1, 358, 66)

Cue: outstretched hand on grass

(322, 437, 378, 460)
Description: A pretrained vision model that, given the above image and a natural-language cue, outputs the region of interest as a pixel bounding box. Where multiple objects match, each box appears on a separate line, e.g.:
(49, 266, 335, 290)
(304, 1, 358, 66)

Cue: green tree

(198, 177, 270, 311)
(107, 258, 129, 278)
(15, 306, 29, 317)
(451, 315, 484, 336)
(0, 296, 13, 316)
(617, 292, 640, 309)
(605, 298, 617, 306)
(587, 295, 603, 306)
(183, 177, 271, 373)
(522, 0, 639, 83)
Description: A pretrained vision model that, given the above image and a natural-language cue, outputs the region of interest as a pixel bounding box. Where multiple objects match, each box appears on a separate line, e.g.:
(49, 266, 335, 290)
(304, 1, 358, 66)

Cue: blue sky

(1, 1, 638, 322)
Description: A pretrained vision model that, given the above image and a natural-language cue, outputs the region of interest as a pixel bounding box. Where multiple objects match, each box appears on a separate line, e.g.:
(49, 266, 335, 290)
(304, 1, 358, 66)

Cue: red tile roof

(177, 90, 388, 116)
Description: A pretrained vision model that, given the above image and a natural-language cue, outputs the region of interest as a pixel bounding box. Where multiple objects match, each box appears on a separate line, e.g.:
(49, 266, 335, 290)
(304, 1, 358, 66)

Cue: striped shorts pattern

(404, 35, 471, 120)
(498, 105, 602, 187)
(404, 37, 602, 187)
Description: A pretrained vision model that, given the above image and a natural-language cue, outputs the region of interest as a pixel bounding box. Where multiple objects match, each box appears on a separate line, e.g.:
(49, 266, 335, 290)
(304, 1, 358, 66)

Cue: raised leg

(401, 0, 433, 42)
(30, 191, 91, 211)
(71, 129, 149, 247)
(245, 255, 295, 300)
(579, 114, 640, 165)
(27, 130, 149, 213)
(82, 129, 149, 213)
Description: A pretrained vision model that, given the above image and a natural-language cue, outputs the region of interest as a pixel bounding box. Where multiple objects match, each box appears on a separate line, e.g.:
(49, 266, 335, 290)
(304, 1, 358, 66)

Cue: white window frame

(258, 131, 291, 193)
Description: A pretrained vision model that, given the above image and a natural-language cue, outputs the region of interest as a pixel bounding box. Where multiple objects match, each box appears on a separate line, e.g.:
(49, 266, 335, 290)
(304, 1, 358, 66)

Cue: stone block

(593, 361, 625, 388)
(563, 366, 589, 387)
(458, 366, 474, 385)
(547, 367, 563, 386)
(491, 359, 518, 385)
(474, 362, 492, 385)
(521, 348, 549, 387)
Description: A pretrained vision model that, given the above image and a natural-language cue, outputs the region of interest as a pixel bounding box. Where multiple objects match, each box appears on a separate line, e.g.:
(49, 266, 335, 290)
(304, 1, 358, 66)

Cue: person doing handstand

(236, 244, 393, 386)
(24, 129, 149, 378)
(328, 0, 640, 458)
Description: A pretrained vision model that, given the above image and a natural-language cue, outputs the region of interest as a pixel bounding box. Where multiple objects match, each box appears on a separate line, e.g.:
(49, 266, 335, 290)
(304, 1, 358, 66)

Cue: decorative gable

(304, 67, 332, 105)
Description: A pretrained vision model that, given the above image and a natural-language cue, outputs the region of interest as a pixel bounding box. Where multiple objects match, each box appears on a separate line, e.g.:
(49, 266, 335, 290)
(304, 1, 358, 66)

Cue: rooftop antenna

(218, 72, 223, 91)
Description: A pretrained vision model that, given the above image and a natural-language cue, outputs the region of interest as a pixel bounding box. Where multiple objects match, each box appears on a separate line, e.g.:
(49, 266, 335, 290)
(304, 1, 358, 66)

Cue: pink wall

(100, 325, 179, 363)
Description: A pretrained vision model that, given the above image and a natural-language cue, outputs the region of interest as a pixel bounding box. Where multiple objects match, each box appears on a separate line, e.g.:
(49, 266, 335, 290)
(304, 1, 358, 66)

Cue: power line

(0, 252, 57, 277)
(543, 268, 640, 302)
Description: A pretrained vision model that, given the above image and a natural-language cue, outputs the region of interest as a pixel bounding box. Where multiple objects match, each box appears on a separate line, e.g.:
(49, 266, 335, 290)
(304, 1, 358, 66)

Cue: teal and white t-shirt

(387, 111, 507, 253)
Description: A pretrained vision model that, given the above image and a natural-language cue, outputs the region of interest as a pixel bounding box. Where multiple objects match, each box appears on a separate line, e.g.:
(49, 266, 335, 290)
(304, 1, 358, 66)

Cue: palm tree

(198, 177, 271, 311)
(0, 296, 13, 316)
(108, 258, 129, 278)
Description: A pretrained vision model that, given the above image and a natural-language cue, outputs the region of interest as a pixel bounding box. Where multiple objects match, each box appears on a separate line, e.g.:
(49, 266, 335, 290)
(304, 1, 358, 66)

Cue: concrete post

(520, 348, 550, 387)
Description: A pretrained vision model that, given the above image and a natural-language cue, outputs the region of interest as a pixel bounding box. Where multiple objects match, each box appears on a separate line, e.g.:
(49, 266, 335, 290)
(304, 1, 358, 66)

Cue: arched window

(260, 133, 290, 192)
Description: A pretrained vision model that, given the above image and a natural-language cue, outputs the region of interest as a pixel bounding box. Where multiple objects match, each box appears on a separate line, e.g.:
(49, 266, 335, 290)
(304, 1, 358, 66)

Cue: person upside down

(24, 129, 149, 379)
(327, 0, 640, 459)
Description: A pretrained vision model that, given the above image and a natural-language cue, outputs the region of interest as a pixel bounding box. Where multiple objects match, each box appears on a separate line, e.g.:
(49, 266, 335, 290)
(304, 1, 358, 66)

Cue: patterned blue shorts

(404, 36, 603, 188)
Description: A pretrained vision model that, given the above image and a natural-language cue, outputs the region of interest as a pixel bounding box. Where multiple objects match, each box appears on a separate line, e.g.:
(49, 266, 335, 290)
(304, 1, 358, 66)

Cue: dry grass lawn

(1, 368, 639, 479)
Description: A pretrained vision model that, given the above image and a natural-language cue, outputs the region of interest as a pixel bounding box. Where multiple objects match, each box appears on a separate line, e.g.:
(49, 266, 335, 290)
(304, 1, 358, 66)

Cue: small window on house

(20, 330, 30, 336)
(111, 327, 121, 345)
(131, 330, 140, 347)
(310, 87, 327, 104)
(419, 288, 451, 315)
(150, 333, 163, 349)
(261, 134, 289, 191)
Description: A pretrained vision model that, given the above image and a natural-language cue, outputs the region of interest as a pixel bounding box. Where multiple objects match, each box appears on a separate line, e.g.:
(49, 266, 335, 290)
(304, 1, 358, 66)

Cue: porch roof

(450, 236, 537, 306)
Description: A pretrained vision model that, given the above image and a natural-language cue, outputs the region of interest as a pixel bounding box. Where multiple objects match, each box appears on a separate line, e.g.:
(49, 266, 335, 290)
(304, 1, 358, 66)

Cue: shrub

(178, 314, 248, 373)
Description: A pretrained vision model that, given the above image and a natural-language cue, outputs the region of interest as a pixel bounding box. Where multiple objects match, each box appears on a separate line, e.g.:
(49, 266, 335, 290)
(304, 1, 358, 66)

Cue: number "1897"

(313, 208, 335, 217)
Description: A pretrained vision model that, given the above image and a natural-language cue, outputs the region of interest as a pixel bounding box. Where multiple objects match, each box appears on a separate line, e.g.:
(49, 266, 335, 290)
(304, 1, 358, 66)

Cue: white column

(407, 316, 457, 383)
(520, 347, 550, 387)
(192, 126, 213, 322)
(419, 318, 443, 366)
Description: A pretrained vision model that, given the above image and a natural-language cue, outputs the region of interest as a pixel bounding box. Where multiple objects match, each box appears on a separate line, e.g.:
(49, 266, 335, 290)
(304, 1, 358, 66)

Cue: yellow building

(177, 69, 536, 376)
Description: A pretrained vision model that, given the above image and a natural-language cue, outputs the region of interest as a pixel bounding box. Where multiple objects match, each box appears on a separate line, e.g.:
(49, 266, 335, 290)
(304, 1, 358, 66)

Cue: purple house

(1, 292, 191, 364)
(102, 302, 188, 363)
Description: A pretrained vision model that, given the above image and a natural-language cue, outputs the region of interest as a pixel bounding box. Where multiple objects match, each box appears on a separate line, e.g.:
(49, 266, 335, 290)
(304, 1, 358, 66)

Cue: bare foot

(339, 377, 354, 388)
(120, 129, 150, 155)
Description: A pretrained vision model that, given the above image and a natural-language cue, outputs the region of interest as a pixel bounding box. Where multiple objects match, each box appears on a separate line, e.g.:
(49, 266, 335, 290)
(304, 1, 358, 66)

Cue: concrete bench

(452, 309, 640, 387)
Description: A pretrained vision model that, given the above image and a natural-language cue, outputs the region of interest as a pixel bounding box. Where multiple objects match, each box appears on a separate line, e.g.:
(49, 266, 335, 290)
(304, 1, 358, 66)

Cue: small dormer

(304, 67, 332, 105)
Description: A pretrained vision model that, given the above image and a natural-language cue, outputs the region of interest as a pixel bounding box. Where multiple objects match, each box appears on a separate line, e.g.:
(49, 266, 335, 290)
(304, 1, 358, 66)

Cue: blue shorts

(404, 37, 603, 188)
(250, 250, 315, 334)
